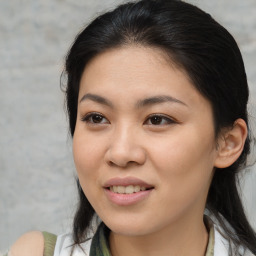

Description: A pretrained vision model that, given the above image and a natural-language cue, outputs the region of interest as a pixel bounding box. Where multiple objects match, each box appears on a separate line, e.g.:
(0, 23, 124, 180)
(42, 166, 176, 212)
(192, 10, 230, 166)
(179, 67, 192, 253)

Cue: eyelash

(81, 112, 109, 125)
(144, 114, 176, 126)
(81, 113, 176, 126)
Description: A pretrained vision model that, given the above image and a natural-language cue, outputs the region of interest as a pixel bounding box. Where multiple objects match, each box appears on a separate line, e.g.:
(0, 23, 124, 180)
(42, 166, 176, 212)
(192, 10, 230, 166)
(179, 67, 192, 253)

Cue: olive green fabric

(42, 231, 57, 256)
(205, 222, 215, 256)
(90, 222, 111, 256)
(89, 221, 215, 256)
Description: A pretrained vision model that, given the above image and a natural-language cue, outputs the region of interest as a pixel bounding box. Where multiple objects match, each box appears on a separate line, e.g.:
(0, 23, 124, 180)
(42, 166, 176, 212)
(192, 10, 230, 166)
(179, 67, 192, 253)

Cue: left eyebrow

(79, 93, 113, 108)
(136, 95, 188, 108)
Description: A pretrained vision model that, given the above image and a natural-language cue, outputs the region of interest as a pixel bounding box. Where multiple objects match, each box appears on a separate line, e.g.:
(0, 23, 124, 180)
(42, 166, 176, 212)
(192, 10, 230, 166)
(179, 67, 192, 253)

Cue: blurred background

(0, 0, 255, 251)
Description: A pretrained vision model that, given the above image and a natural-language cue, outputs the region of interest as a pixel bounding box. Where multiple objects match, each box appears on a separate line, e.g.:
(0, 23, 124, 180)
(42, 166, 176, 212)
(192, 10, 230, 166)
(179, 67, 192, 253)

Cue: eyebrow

(136, 95, 188, 108)
(79, 93, 187, 108)
(80, 93, 113, 108)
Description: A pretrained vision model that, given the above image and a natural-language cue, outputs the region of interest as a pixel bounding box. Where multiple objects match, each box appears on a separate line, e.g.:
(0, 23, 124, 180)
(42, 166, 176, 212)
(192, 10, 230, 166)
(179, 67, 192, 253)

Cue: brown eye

(150, 116, 163, 125)
(81, 113, 109, 124)
(145, 115, 175, 125)
(91, 114, 104, 123)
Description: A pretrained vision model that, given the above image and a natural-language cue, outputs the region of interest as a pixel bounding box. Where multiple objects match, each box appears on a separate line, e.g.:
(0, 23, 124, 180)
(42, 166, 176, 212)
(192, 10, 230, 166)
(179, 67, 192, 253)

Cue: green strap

(42, 231, 57, 256)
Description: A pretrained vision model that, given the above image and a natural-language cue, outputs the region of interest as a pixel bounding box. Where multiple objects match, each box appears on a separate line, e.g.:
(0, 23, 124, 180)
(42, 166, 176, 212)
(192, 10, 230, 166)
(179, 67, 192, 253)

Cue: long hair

(64, 0, 256, 254)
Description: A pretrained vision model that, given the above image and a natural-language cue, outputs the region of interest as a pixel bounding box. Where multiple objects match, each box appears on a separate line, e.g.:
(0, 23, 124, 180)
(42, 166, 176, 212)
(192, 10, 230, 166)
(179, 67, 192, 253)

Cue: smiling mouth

(108, 185, 153, 194)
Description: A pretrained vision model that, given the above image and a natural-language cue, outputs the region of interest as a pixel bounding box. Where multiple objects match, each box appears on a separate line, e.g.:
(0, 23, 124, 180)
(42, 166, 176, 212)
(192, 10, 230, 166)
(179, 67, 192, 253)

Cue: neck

(109, 215, 209, 256)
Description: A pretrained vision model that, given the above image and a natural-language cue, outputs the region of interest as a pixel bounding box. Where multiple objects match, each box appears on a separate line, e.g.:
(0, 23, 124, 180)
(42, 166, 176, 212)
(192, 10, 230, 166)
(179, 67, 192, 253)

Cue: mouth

(103, 177, 154, 205)
(104, 177, 154, 193)
(107, 185, 153, 194)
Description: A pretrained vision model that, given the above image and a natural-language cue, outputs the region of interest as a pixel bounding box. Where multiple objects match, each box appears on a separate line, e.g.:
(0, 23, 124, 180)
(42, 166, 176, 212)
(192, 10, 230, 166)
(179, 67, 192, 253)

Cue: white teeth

(134, 185, 140, 192)
(125, 185, 134, 194)
(110, 185, 148, 194)
(117, 186, 125, 194)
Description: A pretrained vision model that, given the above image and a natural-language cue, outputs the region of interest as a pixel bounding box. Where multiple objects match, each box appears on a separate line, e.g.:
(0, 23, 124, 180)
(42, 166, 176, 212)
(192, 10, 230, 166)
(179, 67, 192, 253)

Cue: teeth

(125, 185, 134, 194)
(117, 186, 125, 194)
(134, 185, 140, 192)
(110, 185, 147, 194)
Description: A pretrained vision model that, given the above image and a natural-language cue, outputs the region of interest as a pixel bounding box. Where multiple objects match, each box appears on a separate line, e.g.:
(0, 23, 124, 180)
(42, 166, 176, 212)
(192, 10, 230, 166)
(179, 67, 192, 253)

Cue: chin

(101, 215, 164, 237)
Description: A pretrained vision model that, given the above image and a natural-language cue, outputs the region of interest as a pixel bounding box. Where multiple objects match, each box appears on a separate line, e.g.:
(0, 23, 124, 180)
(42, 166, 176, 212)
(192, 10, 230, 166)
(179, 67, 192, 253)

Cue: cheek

(73, 132, 102, 203)
(73, 129, 102, 178)
(148, 128, 216, 191)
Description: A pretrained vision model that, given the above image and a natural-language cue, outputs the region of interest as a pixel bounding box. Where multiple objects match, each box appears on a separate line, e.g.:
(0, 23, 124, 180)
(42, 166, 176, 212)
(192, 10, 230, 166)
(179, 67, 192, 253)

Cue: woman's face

(73, 46, 219, 237)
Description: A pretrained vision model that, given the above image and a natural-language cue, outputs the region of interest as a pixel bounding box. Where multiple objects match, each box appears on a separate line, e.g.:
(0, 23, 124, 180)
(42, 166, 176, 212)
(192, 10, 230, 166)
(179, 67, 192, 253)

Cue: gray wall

(0, 0, 255, 251)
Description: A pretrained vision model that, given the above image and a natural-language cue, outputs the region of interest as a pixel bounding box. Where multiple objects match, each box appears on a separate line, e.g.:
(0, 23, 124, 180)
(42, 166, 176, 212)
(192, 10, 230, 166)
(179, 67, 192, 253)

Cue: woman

(9, 0, 256, 255)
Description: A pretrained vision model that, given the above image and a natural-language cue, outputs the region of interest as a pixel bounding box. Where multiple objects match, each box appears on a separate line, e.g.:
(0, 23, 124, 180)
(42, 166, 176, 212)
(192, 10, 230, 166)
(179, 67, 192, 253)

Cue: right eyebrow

(136, 95, 188, 108)
(79, 93, 113, 108)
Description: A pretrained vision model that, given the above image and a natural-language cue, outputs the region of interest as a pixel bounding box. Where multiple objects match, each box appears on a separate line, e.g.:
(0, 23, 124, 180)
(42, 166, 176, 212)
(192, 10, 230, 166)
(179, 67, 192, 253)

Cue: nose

(104, 126, 146, 168)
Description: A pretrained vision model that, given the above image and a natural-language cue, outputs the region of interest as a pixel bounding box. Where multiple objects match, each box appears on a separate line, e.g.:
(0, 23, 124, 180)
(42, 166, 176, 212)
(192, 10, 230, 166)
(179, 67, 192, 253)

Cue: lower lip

(104, 188, 153, 206)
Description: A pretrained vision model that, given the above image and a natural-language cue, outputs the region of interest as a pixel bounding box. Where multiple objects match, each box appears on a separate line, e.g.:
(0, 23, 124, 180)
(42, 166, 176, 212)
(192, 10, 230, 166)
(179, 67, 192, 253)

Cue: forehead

(80, 46, 191, 92)
(79, 46, 205, 104)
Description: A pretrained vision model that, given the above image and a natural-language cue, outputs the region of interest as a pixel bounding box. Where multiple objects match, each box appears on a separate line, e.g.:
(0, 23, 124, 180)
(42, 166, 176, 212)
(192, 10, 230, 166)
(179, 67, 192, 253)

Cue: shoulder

(9, 231, 44, 256)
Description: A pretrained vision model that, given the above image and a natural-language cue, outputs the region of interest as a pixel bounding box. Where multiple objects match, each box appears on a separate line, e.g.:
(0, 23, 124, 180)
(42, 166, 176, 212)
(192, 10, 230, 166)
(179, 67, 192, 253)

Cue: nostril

(108, 160, 137, 168)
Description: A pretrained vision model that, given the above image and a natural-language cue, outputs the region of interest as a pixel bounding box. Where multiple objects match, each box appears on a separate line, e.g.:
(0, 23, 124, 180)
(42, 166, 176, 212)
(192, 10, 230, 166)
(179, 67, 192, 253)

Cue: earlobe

(214, 118, 248, 168)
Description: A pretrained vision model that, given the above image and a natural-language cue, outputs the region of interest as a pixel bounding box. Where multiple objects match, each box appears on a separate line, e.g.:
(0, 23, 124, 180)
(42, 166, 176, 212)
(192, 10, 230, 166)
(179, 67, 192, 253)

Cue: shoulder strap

(42, 231, 57, 256)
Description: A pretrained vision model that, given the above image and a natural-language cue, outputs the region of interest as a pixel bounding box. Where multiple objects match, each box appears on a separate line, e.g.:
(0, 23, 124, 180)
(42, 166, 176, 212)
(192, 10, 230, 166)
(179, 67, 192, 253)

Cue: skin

(9, 231, 44, 256)
(73, 46, 220, 256)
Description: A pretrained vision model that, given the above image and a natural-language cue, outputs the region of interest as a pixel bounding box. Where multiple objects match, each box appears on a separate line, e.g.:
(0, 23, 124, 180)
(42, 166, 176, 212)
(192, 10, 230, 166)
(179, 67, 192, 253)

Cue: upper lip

(103, 177, 154, 189)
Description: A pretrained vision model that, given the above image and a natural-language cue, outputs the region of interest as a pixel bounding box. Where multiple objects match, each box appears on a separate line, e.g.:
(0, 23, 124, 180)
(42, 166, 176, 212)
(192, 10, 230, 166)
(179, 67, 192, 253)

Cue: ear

(214, 118, 248, 168)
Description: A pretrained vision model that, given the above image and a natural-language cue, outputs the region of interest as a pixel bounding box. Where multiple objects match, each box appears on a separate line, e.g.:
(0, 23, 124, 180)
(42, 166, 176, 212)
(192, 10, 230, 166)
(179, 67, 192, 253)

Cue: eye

(81, 112, 109, 124)
(144, 114, 175, 125)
